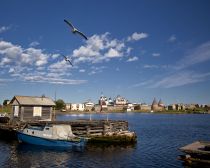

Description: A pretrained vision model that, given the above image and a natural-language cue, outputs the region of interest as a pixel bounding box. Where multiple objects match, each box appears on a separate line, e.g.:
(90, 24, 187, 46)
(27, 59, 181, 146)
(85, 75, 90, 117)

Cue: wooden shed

(10, 96, 55, 122)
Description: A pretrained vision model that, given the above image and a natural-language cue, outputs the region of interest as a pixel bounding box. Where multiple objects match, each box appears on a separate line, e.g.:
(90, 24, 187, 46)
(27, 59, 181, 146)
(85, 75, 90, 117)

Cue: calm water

(1, 113, 210, 168)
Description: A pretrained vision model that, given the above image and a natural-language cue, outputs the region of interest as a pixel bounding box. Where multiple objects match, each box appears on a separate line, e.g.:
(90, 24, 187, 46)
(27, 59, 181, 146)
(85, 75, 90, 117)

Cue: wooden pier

(179, 141, 210, 166)
(0, 119, 137, 144)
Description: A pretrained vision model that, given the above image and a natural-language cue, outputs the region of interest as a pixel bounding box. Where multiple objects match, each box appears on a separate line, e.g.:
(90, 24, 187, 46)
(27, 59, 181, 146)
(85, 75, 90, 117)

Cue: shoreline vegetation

(0, 105, 209, 115)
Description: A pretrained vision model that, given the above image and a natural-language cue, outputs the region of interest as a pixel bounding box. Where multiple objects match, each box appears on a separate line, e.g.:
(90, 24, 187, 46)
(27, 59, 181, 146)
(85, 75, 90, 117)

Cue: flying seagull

(61, 54, 73, 66)
(64, 19, 88, 40)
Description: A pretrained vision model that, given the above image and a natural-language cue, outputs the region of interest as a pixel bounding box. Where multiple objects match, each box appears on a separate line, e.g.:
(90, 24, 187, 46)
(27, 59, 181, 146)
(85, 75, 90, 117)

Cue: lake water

(1, 113, 210, 168)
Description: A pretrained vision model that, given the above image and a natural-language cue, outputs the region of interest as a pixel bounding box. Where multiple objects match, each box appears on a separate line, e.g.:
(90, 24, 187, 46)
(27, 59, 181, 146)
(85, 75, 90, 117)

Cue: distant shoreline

(1, 109, 208, 116)
(55, 110, 209, 115)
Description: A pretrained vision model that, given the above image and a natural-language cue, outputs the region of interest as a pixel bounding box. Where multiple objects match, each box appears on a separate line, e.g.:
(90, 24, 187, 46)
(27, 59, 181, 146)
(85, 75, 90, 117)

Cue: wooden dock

(179, 141, 210, 166)
(0, 119, 137, 144)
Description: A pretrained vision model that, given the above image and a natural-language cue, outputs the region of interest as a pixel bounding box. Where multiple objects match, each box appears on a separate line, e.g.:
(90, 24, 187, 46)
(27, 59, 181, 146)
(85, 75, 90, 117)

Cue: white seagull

(61, 54, 73, 66)
(64, 19, 88, 40)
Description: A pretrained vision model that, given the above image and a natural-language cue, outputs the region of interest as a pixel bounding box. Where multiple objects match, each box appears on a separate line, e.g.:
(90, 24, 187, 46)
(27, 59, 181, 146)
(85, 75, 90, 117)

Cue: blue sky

(1, 0, 210, 105)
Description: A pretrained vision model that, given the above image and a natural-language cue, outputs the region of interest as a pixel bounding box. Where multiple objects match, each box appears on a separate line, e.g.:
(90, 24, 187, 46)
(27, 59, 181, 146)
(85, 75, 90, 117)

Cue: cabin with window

(10, 95, 55, 122)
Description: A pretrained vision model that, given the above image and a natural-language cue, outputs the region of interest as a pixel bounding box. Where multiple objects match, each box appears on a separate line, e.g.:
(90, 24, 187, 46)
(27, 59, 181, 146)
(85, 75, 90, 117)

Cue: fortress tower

(158, 99, 164, 107)
(152, 98, 165, 111)
(151, 97, 159, 111)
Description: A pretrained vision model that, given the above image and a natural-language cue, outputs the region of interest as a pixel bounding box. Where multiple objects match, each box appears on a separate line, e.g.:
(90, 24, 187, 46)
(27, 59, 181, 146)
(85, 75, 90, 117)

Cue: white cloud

(25, 48, 48, 66)
(168, 35, 176, 42)
(0, 41, 14, 50)
(72, 33, 109, 59)
(150, 71, 210, 88)
(130, 80, 153, 88)
(133, 41, 210, 89)
(79, 69, 86, 73)
(143, 64, 159, 68)
(134, 70, 210, 89)
(105, 48, 121, 58)
(0, 26, 10, 33)
(88, 71, 96, 75)
(72, 33, 127, 64)
(0, 40, 48, 67)
(177, 41, 210, 69)
(127, 56, 138, 62)
(29, 41, 40, 47)
(115, 43, 125, 51)
(22, 75, 86, 85)
(73, 46, 100, 57)
(0, 32, 147, 85)
(51, 54, 60, 59)
(0, 40, 88, 85)
(127, 32, 148, 41)
(87, 33, 107, 50)
(88, 66, 106, 75)
(0, 41, 22, 59)
(8, 67, 15, 73)
(0, 57, 11, 65)
(126, 47, 132, 54)
(48, 60, 71, 73)
(152, 53, 160, 57)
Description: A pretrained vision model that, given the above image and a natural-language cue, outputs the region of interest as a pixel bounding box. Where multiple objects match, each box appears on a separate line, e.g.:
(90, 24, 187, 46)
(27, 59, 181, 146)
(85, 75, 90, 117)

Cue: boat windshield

(27, 125, 45, 131)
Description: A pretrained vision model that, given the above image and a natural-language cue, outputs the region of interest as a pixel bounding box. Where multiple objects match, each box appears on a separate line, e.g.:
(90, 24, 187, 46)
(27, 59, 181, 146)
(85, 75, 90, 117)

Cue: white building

(114, 95, 127, 105)
(84, 101, 95, 107)
(126, 103, 134, 112)
(84, 101, 95, 111)
(140, 103, 151, 111)
(108, 97, 114, 106)
(71, 103, 85, 111)
(99, 94, 108, 108)
(65, 103, 71, 110)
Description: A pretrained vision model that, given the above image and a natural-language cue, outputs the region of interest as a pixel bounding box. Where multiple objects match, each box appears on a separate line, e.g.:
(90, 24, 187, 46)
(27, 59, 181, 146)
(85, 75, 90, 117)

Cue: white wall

(71, 104, 85, 111)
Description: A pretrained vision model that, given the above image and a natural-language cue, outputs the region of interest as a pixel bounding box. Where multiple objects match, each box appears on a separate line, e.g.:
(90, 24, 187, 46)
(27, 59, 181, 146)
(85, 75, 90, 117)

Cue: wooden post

(103, 124, 108, 135)
(86, 126, 90, 136)
(51, 107, 55, 121)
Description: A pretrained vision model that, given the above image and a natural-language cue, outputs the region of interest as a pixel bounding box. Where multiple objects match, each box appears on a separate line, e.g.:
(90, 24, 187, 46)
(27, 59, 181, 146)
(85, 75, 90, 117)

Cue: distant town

(1, 94, 210, 114)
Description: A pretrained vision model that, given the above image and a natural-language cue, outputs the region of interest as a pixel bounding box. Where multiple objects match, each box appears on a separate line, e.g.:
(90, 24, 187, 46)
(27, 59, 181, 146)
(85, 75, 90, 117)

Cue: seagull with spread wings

(61, 54, 73, 66)
(64, 19, 88, 40)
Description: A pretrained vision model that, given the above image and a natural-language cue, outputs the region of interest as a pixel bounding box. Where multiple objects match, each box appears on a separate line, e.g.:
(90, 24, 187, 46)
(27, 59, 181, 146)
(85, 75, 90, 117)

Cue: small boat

(179, 141, 210, 166)
(17, 124, 86, 148)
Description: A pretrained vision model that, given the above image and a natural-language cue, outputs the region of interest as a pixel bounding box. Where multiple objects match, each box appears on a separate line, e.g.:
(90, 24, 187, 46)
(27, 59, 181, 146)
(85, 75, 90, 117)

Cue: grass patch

(0, 105, 12, 113)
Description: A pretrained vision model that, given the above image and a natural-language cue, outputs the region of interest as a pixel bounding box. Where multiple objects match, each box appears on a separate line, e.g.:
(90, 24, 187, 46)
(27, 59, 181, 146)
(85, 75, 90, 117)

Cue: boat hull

(0, 117, 10, 123)
(17, 132, 85, 148)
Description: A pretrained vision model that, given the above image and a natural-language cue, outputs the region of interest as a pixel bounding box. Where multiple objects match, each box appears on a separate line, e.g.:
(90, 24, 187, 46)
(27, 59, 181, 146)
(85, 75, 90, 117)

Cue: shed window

(33, 107, 42, 116)
(14, 106, 19, 117)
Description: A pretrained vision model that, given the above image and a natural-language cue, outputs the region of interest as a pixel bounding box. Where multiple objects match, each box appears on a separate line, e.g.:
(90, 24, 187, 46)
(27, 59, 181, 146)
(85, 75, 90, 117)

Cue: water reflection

(11, 143, 82, 167)
(1, 113, 210, 167)
(1, 140, 136, 168)
(0, 141, 11, 167)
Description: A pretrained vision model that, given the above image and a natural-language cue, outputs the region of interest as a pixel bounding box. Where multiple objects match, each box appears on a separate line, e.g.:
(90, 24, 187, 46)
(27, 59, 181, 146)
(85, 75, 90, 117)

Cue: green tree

(55, 99, 65, 110)
(3, 99, 10, 106)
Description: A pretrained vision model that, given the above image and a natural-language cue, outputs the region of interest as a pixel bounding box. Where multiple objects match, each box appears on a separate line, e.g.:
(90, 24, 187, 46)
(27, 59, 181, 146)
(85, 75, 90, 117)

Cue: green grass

(0, 105, 12, 113)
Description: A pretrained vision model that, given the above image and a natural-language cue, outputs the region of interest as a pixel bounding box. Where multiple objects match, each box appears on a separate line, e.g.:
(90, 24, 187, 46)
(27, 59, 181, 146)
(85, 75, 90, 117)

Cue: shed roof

(10, 96, 55, 106)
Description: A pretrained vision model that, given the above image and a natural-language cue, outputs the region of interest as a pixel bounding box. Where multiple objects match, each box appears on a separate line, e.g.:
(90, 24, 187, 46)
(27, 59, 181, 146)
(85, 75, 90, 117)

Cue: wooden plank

(89, 129, 104, 133)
